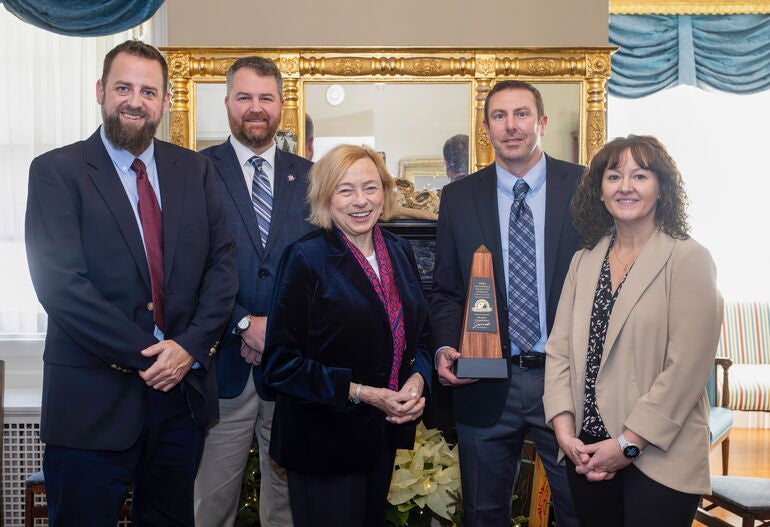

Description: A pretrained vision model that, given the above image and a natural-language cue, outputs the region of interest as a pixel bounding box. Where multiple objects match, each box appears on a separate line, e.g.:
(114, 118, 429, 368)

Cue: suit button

(258, 268, 269, 279)
(110, 364, 118, 369)
(146, 302, 154, 311)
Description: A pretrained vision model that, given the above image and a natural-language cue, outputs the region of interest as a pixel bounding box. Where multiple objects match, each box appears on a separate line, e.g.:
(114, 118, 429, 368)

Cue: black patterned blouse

(581, 240, 629, 438)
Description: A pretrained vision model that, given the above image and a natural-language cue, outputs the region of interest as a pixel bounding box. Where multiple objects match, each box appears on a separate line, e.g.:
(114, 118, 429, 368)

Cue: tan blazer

(543, 229, 723, 494)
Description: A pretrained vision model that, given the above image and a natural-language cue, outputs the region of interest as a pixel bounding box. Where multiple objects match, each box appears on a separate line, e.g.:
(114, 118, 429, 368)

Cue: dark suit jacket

(200, 141, 313, 399)
(262, 229, 433, 476)
(430, 156, 583, 427)
(25, 129, 238, 451)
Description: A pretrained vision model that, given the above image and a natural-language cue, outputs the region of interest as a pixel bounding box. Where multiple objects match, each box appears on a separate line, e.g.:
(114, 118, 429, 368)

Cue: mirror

(163, 47, 614, 217)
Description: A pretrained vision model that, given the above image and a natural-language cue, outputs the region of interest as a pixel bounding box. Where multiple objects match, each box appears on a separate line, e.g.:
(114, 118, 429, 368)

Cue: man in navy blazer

(431, 80, 581, 526)
(194, 57, 314, 527)
(25, 41, 237, 526)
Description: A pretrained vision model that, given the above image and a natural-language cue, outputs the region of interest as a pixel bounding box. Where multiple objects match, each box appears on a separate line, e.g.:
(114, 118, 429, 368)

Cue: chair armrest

(715, 356, 732, 408)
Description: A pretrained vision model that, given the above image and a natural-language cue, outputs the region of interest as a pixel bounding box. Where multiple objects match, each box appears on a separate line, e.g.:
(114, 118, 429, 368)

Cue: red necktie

(132, 158, 165, 332)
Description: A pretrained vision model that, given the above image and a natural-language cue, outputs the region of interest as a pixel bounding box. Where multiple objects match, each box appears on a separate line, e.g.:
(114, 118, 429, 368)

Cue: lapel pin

(287, 174, 295, 182)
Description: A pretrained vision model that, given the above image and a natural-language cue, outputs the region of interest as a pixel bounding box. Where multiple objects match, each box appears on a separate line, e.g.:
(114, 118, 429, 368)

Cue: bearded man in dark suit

(25, 40, 237, 527)
(193, 56, 314, 527)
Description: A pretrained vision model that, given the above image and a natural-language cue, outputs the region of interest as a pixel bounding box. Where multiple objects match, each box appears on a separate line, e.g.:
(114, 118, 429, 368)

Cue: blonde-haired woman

(262, 144, 432, 527)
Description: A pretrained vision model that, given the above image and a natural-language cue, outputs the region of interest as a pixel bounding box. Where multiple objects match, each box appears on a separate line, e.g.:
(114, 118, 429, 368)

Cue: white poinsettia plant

(388, 423, 461, 521)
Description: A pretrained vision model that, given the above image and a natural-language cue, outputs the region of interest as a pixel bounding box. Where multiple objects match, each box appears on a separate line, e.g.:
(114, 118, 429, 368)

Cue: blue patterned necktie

(249, 156, 272, 247)
(508, 178, 541, 351)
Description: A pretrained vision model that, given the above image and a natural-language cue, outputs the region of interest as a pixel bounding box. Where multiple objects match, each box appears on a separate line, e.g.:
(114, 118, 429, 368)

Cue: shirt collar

(229, 135, 277, 170)
(495, 153, 547, 198)
(99, 125, 155, 174)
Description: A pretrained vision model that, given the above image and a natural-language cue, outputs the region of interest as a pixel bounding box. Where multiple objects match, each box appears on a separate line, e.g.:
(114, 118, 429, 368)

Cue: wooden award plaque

(455, 245, 508, 379)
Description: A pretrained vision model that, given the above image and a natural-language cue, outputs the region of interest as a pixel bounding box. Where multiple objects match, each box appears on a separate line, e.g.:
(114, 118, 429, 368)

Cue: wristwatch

(234, 315, 251, 335)
(617, 433, 643, 460)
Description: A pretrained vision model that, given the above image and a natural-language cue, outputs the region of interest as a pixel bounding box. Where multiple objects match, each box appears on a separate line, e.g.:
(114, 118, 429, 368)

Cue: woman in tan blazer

(543, 135, 722, 527)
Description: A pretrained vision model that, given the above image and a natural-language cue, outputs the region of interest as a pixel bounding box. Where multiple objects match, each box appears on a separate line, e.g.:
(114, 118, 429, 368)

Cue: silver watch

(234, 315, 251, 335)
(617, 433, 642, 460)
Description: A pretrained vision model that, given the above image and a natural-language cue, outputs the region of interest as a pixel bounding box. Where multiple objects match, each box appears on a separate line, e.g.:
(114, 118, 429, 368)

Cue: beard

(102, 104, 161, 155)
(228, 111, 280, 151)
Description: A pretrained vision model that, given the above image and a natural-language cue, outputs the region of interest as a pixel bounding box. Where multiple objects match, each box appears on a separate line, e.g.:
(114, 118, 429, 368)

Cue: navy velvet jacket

(262, 228, 432, 475)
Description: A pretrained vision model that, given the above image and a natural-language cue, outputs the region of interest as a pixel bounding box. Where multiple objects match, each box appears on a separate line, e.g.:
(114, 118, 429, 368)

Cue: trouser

(287, 434, 396, 527)
(456, 365, 580, 527)
(565, 431, 699, 527)
(194, 378, 292, 527)
(45, 386, 204, 527)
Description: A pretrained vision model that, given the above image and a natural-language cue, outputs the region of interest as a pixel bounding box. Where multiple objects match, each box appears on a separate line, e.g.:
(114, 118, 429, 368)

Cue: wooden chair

(708, 357, 734, 475)
(696, 476, 770, 527)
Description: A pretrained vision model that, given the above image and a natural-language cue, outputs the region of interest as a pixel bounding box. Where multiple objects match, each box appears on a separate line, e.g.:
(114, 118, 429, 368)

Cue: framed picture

(398, 157, 447, 191)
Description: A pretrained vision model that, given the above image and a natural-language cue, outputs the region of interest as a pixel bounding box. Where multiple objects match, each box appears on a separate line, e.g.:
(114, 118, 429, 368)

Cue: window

(608, 86, 770, 300)
(0, 10, 155, 335)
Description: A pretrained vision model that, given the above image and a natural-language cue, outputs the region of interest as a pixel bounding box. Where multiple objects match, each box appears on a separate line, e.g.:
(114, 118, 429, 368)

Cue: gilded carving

(476, 56, 496, 77)
(167, 53, 190, 79)
(280, 56, 299, 76)
(585, 55, 610, 78)
(332, 58, 365, 76)
(524, 58, 557, 77)
(587, 112, 606, 160)
(170, 112, 188, 148)
(410, 58, 442, 76)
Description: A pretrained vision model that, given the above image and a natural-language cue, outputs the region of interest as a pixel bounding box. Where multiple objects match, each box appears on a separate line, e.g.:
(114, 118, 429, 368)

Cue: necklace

(613, 245, 640, 275)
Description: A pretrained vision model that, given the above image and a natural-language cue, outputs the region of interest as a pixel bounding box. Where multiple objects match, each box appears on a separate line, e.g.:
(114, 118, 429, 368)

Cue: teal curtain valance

(609, 14, 770, 97)
(0, 0, 163, 36)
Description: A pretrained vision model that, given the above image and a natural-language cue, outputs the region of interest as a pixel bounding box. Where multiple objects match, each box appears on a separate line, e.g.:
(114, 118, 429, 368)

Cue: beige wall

(167, 0, 608, 47)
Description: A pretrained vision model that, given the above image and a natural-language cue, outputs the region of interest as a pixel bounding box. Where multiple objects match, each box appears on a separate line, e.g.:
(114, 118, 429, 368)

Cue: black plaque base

(456, 357, 508, 379)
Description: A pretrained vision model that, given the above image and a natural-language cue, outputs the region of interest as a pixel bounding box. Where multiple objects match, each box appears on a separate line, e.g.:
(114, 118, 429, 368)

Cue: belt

(512, 353, 546, 369)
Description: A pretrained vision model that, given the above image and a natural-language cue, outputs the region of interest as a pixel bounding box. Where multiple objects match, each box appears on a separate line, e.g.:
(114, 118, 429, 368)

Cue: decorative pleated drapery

(0, 0, 163, 36)
(609, 14, 770, 97)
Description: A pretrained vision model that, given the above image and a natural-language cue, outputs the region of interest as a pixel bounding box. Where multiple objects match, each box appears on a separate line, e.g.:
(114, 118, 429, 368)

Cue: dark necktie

(508, 178, 540, 351)
(132, 158, 165, 332)
(249, 156, 273, 247)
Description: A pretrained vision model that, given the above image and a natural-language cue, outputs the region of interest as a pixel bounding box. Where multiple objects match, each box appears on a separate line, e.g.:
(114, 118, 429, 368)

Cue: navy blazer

(262, 229, 433, 476)
(200, 141, 314, 399)
(25, 130, 238, 450)
(430, 156, 583, 427)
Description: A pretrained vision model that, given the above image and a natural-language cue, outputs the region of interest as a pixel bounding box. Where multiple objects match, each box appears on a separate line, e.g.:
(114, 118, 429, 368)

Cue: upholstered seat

(696, 476, 770, 527)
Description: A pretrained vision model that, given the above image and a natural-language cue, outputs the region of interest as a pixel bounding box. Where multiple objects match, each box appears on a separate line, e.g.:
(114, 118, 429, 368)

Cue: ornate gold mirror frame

(162, 47, 614, 171)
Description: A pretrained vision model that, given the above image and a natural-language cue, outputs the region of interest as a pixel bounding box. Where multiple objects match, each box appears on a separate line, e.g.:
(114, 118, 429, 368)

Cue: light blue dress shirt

(495, 154, 548, 355)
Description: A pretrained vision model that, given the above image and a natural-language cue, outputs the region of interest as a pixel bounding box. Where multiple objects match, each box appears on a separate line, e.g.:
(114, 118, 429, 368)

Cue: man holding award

(430, 80, 582, 526)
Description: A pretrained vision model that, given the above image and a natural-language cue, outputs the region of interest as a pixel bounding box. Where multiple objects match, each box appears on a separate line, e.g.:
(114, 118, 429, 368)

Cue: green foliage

(235, 439, 261, 527)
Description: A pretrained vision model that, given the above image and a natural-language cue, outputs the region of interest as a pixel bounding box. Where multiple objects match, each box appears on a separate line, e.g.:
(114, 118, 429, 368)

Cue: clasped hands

(239, 316, 267, 365)
(558, 435, 632, 482)
(138, 339, 195, 392)
(358, 373, 426, 425)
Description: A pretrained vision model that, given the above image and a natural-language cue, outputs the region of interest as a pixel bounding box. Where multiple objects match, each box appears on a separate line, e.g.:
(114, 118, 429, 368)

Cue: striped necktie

(249, 156, 272, 247)
(508, 178, 540, 351)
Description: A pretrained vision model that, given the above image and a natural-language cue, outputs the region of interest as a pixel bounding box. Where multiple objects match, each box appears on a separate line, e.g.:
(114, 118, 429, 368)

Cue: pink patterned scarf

(339, 225, 406, 390)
